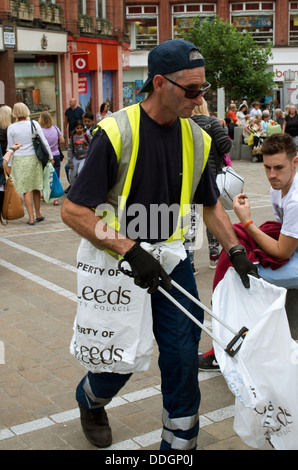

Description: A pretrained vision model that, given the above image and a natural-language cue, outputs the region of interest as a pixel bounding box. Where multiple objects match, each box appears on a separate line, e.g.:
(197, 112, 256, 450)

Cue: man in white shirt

(234, 132, 298, 288)
(199, 132, 298, 371)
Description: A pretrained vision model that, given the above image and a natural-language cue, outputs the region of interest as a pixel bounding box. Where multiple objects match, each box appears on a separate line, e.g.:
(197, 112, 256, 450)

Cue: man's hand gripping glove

(123, 243, 172, 294)
(228, 245, 259, 288)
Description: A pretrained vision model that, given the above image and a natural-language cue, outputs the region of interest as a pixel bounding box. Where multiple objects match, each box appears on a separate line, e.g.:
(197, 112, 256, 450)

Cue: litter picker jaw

(118, 259, 249, 358)
(224, 326, 249, 357)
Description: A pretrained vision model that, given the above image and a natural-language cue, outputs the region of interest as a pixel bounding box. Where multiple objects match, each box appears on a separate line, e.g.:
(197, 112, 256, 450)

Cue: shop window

(126, 5, 158, 49)
(289, 3, 298, 45)
(172, 4, 216, 39)
(14, 56, 58, 122)
(231, 2, 274, 45)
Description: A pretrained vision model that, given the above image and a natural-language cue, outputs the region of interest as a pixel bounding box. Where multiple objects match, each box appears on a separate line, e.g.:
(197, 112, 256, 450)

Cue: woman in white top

(7, 103, 53, 226)
(236, 103, 247, 126)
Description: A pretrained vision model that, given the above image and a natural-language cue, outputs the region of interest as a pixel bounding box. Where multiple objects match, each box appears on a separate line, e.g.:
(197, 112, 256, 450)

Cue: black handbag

(31, 121, 50, 168)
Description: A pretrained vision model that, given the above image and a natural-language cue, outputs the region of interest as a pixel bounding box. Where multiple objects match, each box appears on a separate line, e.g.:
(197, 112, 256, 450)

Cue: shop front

(268, 47, 298, 109)
(66, 38, 124, 119)
(13, 28, 67, 128)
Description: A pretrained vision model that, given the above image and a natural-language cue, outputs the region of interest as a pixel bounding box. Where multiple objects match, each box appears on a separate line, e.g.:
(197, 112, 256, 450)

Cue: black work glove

(123, 243, 172, 294)
(228, 245, 259, 288)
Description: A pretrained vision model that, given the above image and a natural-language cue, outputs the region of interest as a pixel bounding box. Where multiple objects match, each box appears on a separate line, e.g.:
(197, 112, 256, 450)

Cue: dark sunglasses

(163, 76, 211, 99)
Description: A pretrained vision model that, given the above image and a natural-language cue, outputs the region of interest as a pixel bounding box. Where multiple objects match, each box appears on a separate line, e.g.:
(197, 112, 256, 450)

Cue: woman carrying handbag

(7, 103, 53, 226)
(39, 111, 65, 206)
(0, 143, 22, 223)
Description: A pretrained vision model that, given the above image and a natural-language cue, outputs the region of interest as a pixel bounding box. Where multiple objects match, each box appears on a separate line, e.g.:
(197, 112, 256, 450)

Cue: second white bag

(212, 268, 298, 450)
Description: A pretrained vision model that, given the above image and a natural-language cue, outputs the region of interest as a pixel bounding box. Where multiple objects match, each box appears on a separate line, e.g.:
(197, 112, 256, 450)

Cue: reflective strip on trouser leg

(83, 375, 112, 410)
(76, 371, 132, 411)
(151, 257, 203, 450)
(161, 409, 200, 450)
(161, 429, 198, 451)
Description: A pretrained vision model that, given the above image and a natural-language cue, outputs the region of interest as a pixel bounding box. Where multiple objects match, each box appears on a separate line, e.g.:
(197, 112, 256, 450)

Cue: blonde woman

(7, 103, 53, 225)
(39, 111, 64, 205)
(0, 105, 12, 156)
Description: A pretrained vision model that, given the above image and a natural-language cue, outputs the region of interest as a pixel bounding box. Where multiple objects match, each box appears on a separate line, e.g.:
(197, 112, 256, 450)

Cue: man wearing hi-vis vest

(61, 39, 258, 451)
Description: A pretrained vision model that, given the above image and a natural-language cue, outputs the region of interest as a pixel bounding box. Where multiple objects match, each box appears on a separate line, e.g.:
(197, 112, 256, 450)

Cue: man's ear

(152, 75, 166, 94)
(293, 155, 298, 168)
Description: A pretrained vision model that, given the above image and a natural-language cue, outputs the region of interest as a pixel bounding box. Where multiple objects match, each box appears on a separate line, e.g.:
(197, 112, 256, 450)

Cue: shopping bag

(50, 167, 64, 199)
(70, 238, 154, 374)
(216, 166, 244, 210)
(212, 268, 298, 450)
(43, 162, 64, 203)
(0, 161, 24, 225)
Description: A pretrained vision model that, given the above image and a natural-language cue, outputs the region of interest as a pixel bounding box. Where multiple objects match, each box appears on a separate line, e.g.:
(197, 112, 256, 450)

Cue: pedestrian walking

(0, 105, 12, 156)
(64, 98, 84, 138)
(61, 39, 258, 451)
(283, 105, 298, 148)
(7, 103, 52, 226)
(67, 119, 90, 185)
(39, 111, 65, 206)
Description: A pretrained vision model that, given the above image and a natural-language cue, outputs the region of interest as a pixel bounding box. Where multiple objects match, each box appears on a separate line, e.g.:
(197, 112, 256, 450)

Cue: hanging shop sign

(72, 52, 90, 73)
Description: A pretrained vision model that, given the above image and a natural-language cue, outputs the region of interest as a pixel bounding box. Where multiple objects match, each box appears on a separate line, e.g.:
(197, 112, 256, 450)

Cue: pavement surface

(0, 158, 275, 451)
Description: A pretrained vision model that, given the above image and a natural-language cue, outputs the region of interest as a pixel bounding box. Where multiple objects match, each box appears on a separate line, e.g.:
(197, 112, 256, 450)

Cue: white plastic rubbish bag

(212, 268, 298, 450)
(70, 238, 154, 374)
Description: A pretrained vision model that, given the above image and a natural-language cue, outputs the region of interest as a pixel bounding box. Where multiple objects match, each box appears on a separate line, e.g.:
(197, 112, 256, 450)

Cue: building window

(172, 3, 216, 39)
(96, 0, 106, 18)
(126, 5, 158, 49)
(230, 2, 274, 45)
(289, 3, 298, 45)
(78, 0, 86, 16)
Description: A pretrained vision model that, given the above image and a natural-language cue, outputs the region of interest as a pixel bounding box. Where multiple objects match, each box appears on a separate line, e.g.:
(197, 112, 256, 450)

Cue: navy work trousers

(76, 255, 204, 450)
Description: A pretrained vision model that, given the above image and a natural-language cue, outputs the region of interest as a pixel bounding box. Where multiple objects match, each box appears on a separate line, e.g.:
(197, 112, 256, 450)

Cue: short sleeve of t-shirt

(67, 129, 118, 208)
(271, 174, 298, 239)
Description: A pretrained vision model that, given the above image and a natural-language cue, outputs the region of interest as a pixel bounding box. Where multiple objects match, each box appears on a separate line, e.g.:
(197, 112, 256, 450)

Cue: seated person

(251, 115, 265, 136)
(261, 111, 270, 134)
(199, 133, 298, 371)
(243, 116, 254, 144)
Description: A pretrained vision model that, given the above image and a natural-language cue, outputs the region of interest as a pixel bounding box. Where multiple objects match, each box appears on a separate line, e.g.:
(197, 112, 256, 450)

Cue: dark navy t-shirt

(65, 106, 85, 134)
(67, 106, 219, 243)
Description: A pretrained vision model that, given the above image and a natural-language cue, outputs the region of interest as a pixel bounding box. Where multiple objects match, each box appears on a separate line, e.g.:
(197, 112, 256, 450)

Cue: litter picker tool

(118, 260, 248, 357)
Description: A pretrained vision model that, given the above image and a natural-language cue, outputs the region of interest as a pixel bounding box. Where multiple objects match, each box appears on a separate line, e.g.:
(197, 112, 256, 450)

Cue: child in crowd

(68, 119, 91, 185)
(84, 113, 96, 139)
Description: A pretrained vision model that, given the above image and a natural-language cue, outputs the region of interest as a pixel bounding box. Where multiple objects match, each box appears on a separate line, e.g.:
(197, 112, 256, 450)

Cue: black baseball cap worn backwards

(138, 39, 205, 94)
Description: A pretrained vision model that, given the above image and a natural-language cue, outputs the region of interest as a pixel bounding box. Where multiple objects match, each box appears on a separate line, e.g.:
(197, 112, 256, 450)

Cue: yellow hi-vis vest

(94, 103, 211, 242)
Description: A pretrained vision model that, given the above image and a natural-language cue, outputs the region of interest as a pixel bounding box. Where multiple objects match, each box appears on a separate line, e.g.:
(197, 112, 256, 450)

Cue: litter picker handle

(170, 279, 238, 336)
(118, 260, 237, 334)
(118, 259, 248, 357)
(157, 286, 227, 351)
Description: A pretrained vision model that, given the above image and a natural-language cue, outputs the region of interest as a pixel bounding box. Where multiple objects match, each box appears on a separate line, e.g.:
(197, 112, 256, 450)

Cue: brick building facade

(123, 0, 298, 110)
(0, 0, 128, 131)
(1, 1, 298, 128)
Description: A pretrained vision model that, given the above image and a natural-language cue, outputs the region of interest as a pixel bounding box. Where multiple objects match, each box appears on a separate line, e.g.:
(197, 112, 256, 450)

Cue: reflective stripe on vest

(95, 103, 211, 241)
